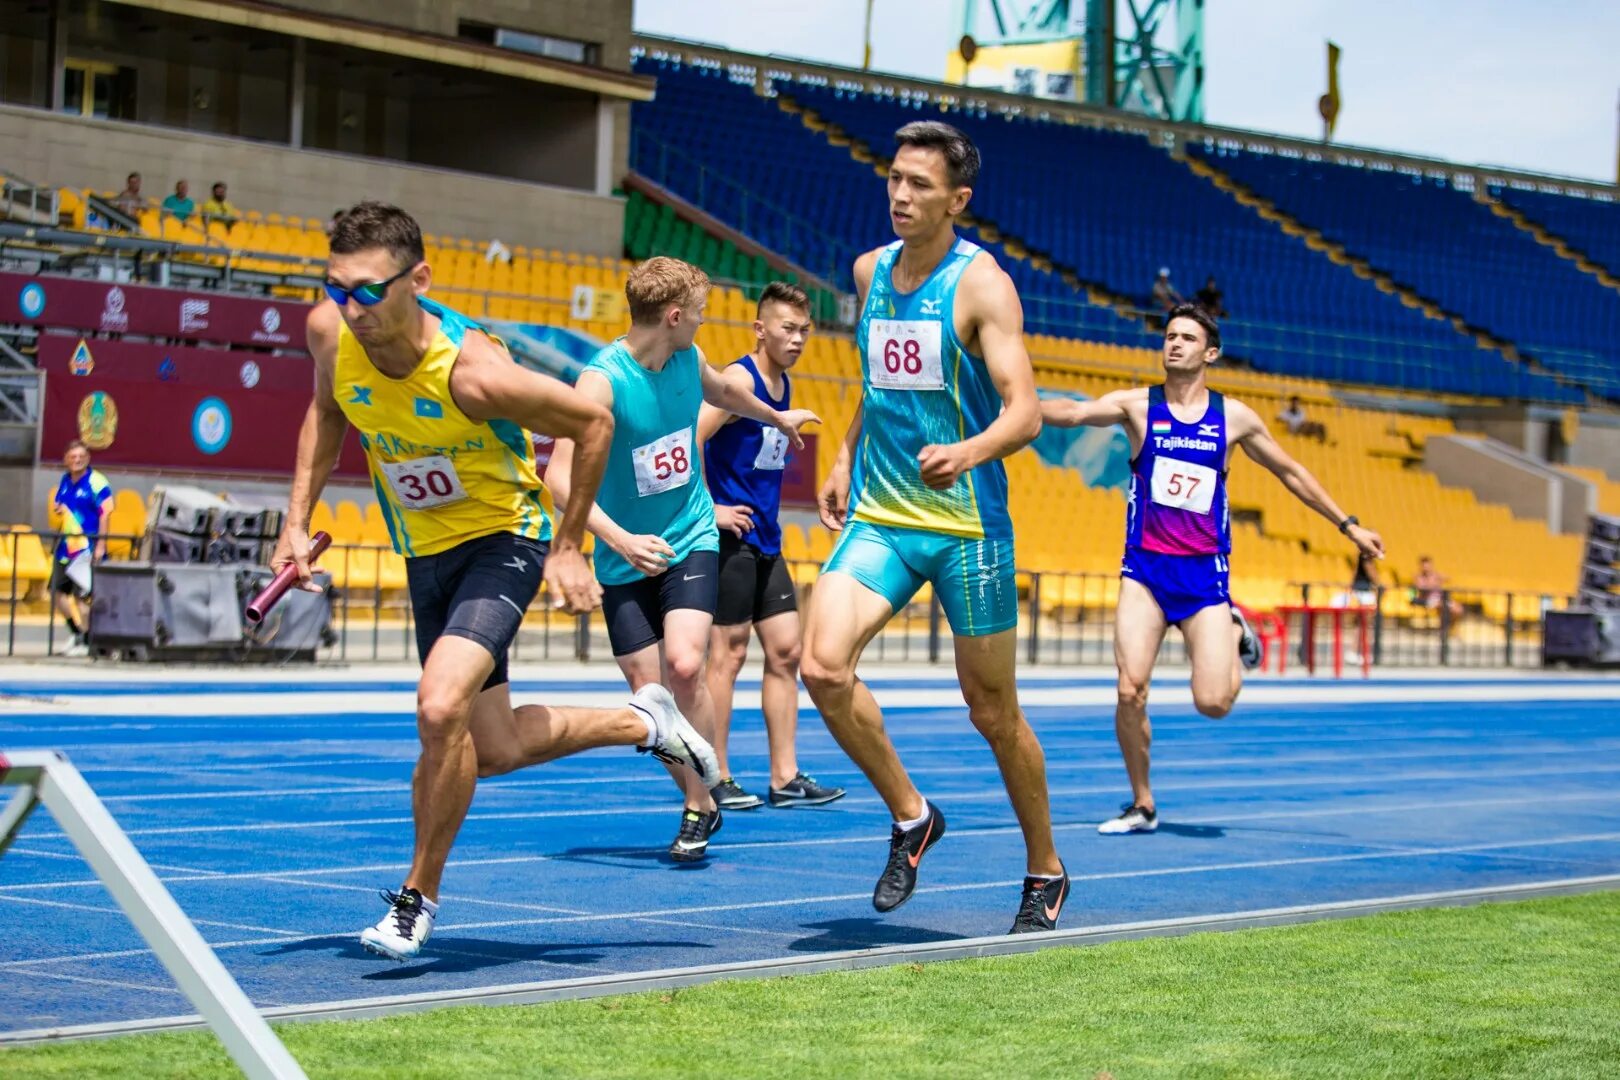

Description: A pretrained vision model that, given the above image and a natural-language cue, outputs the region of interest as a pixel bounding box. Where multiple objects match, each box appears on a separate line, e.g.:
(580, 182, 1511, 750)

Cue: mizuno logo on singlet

(1153, 436, 1219, 453)
(920, 298, 942, 315)
(1198, 423, 1220, 437)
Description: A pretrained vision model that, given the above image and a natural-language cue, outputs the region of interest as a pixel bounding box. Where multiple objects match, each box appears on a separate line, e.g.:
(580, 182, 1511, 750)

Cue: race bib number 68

(633, 427, 695, 497)
(868, 319, 944, 391)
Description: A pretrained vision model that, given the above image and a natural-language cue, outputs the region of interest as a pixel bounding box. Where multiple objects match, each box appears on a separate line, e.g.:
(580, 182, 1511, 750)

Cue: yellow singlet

(332, 296, 550, 558)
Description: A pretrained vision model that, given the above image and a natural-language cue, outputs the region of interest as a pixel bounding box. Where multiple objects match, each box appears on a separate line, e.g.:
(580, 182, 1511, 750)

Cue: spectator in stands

(202, 181, 240, 230)
(1414, 556, 1464, 626)
(161, 180, 195, 223)
(1196, 274, 1227, 318)
(1277, 395, 1328, 442)
(48, 440, 113, 658)
(1151, 267, 1183, 312)
(110, 172, 145, 218)
(1350, 551, 1380, 606)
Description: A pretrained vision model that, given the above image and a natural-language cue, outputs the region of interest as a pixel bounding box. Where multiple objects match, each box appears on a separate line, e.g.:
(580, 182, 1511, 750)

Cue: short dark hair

(64, 439, 88, 454)
(127, 172, 139, 182)
(1166, 302, 1221, 351)
(757, 281, 810, 318)
(328, 201, 425, 270)
(894, 121, 980, 188)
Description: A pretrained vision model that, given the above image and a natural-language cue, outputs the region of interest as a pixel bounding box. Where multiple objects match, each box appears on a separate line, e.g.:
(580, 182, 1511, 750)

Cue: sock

(895, 800, 930, 831)
(419, 895, 439, 918)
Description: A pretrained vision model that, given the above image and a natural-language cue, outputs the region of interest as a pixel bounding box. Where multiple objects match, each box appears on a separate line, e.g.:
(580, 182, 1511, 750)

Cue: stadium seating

(1492, 186, 1620, 280)
(1195, 147, 1620, 400)
(626, 59, 1583, 402)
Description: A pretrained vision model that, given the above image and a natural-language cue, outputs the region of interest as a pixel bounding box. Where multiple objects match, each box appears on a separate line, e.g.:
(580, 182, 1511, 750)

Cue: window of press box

(458, 22, 599, 67)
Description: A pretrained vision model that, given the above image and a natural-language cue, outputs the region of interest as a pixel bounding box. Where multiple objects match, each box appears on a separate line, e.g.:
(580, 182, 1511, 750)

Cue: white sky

(633, 0, 1620, 183)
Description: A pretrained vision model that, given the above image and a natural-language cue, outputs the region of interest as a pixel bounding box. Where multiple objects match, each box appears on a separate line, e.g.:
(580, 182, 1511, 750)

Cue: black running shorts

(714, 532, 798, 627)
(601, 549, 719, 657)
(406, 532, 547, 690)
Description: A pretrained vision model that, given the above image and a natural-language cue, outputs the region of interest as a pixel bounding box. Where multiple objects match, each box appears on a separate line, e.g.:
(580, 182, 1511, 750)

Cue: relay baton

(245, 531, 332, 626)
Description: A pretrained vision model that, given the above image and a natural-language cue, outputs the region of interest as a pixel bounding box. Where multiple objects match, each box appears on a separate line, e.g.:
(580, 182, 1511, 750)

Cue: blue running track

(3, 672, 1619, 1035)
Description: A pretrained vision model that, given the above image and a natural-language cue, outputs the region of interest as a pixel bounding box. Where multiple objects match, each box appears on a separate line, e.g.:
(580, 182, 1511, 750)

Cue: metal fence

(0, 533, 1574, 671)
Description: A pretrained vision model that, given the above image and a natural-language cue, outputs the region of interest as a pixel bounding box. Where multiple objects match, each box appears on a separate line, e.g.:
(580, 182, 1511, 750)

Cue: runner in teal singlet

(800, 121, 1070, 934)
(546, 257, 819, 862)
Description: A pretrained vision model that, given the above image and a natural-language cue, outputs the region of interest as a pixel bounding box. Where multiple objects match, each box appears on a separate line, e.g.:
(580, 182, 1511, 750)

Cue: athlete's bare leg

(403, 636, 650, 901)
(616, 607, 719, 813)
(1114, 578, 1169, 813)
(801, 573, 918, 817)
(1182, 602, 1243, 719)
(755, 609, 805, 788)
(954, 628, 1063, 876)
(705, 620, 752, 778)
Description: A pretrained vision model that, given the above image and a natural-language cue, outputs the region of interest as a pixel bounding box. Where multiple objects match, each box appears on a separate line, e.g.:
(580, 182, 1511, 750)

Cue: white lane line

(19, 760, 1620, 841)
(5, 830, 1617, 973)
(0, 892, 306, 937)
(6, 788, 1618, 894)
(84, 739, 1620, 804)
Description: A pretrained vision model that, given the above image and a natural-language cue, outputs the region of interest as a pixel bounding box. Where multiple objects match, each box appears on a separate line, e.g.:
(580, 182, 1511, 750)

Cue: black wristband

(1338, 515, 1359, 535)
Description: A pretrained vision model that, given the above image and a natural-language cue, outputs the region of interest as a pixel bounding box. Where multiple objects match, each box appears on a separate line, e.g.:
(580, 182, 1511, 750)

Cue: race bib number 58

(380, 455, 468, 511)
(868, 319, 944, 390)
(633, 427, 695, 496)
(1149, 456, 1218, 515)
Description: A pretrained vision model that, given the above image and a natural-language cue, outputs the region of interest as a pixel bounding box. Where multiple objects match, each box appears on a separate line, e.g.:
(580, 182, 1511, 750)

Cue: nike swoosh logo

(683, 574, 705, 581)
(1045, 886, 1065, 922)
(777, 593, 794, 601)
(907, 814, 934, 868)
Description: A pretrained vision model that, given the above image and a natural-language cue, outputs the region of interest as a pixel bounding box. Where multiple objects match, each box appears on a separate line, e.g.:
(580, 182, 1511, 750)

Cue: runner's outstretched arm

(1040, 388, 1135, 429)
(1230, 400, 1385, 559)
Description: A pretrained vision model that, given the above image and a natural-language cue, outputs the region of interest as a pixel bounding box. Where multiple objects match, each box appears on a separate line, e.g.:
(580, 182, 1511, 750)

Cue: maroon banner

(0, 272, 311, 349)
(38, 335, 368, 476)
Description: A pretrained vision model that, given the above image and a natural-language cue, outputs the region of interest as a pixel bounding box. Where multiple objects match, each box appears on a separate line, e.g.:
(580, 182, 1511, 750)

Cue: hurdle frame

(0, 750, 305, 1079)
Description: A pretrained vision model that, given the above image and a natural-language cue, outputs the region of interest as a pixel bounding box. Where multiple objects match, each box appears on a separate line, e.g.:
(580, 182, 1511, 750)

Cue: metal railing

(0, 534, 1577, 670)
(1, 172, 60, 227)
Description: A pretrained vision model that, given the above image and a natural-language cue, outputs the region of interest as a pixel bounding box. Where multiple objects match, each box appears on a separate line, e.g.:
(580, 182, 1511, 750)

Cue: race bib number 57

(868, 319, 944, 390)
(380, 455, 468, 511)
(633, 427, 695, 496)
(1149, 456, 1218, 515)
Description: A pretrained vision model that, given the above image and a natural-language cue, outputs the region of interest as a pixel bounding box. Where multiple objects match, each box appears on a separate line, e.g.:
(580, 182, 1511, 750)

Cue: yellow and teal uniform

(824, 237, 1017, 636)
(334, 296, 550, 558)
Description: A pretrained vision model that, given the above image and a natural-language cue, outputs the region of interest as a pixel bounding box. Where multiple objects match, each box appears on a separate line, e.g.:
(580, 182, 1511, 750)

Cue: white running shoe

(1097, 804, 1159, 835)
(360, 888, 436, 961)
(629, 684, 720, 785)
(1232, 607, 1262, 671)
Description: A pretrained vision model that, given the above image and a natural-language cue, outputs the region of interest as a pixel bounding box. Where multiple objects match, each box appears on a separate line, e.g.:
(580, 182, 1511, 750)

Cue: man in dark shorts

(272, 203, 719, 961)
(546, 258, 818, 861)
(699, 282, 844, 810)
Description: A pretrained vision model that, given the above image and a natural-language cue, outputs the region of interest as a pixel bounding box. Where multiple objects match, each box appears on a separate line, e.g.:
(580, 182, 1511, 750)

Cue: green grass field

(6, 891, 1618, 1079)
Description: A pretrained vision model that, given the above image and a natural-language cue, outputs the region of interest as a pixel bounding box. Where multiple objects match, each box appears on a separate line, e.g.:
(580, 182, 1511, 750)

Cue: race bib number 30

(633, 427, 695, 496)
(1149, 456, 1218, 515)
(868, 319, 944, 391)
(380, 455, 469, 511)
(753, 426, 789, 471)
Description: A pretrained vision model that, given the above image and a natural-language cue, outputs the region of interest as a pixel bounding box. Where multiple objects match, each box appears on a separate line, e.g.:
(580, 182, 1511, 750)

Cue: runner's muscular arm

(544, 371, 675, 577)
(698, 364, 757, 539)
(698, 348, 819, 449)
(918, 257, 1041, 490)
(448, 332, 614, 556)
(820, 250, 880, 529)
(1040, 388, 1142, 428)
(696, 363, 751, 445)
(273, 301, 351, 589)
(1230, 399, 1385, 559)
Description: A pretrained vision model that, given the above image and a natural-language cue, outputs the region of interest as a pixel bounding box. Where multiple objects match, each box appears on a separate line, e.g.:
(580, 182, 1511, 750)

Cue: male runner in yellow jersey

(272, 203, 719, 961)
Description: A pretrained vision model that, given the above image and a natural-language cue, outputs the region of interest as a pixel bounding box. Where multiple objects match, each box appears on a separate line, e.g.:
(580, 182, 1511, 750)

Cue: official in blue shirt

(50, 439, 113, 653)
